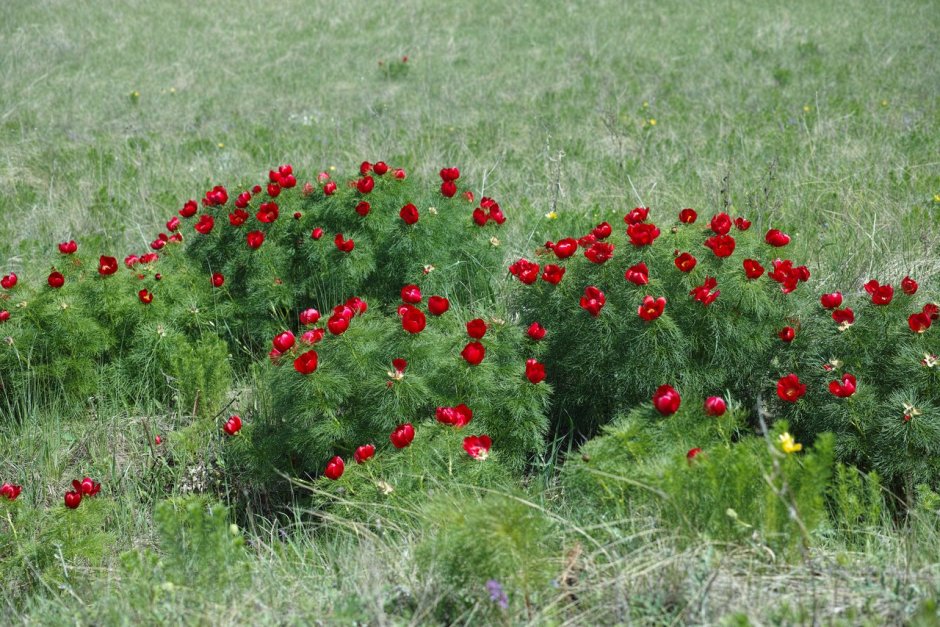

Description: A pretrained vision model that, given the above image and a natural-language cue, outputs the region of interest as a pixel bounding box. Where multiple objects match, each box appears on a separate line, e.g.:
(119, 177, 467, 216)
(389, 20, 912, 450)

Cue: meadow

(1, 0, 939, 624)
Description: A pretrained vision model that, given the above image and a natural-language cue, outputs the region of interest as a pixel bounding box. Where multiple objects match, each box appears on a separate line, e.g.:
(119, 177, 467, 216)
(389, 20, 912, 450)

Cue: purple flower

(486, 579, 509, 609)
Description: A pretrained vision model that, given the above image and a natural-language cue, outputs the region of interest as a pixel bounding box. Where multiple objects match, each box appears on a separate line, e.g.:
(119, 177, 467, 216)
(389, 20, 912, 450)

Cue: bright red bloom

(356, 176, 374, 194)
(743, 259, 765, 279)
(832, 308, 855, 326)
(580, 286, 606, 317)
(768, 259, 805, 294)
(553, 238, 578, 259)
(437, 404, 473, 427)
(273, 331, 296, 353)
(625, 262, 650, 285)
(652, 385, 681, 416)
(293, 350, 319, 375)
(58, 240, 78, 254)
(393, 168, 406, 180)
(64, 490, 82, 509)
(734, 217, 751, 231)
(864, 280, 894, 305)
(527, 322, 546, 340)
(354, 445, 375, 464)
(829, 373, 857, 398)
(48, 271, 65, 288)
(509, 258, 540, 284)
(392, 358, 407, 374)
(311, 227, 324, 240)
(401, 306, 426, 334)
(390, 423, 415, 448)
(765, 229, 790, 247)
(440, 181, 457, 197)
(627, 222, 661, 246)
(208, 271, 223, 287)
(257, 201, 279, 223)
(679, 208, 697, 224)
(1, 483, 22, 501)
(541, 264, 566, 285)
(334, 233, 355, 252)
(461, 341, 486, 365)
(401, 284, 422, 304)
(166, 216, 180, 231)
(373, 161, 389, 176)
(592, 221, 613, 239)
(229, 208, 249, 226)
(909, 312, 932, 334)
(637, 295, 666, 322)
(301, 329, 325, 344)
(439, 167, 461, 182)
(584, 241, 615, 264)
(924, 303, 939, 320)
(901, 276, 918, 295)
(776, 374, 806, 403)
(704, 234, 736, 257)
(690, 277, 720, 305)
(138, 289, 153, 304)
(247, 230, 265, 249)
(399, 203, 419, 225)
(235, 191, 251, 208)
(77, 477, 101, 497)
(202, 186, 228, 206)
(624, 207, 649, 225)
(222, 416, 242, 435)
(778, 326, 795, 342)
(820, 292, 843, 309)
(463, 435, 492, 460)
(0, 310, 9, 323)
(360, 161, 373, 175)
(428, 296, 450, 316)
(323, 456, 344, 480)
(674, 252, 697, 272)
(299, 308, 320, 325)
(525, 358, 546, 384)
(327, 313, 350, 335)
(323, 181, 337, 195)
(194, 215, 215, 235)
(466, 318, 488, 339)
(179, 199, 198, 218)
(346, 297, 366, 317)
(355, 201, 371, 217)
(0, 273, 17, 289)
(703, 396, 726, 416)
(709, 213, 732, 235)
(98, 256, 118, 276)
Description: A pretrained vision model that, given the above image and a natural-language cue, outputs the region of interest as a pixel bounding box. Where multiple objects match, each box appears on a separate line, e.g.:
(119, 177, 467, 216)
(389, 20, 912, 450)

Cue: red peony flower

(293, 350, 319, 375)
(584, 241, 615, 264)
(674, 252, 697, 272)
(400, 203, 419, 225)
(652, 385, 681, 415)
(247, 230, 265, 249)
(624, 207, 649, 225)
(166, 216, 181, 231)
(301, 329, 325, 344)
(832, 308, 855, 326)
(354, 444, 375, 464)
(864, 280, 894, 305)
(461, 341, 486, 365)
(401, 284, 422, 304)
(743, 259, 765, 279)
(509, 258, 540, 284)
(0, 273, 17, 289)
(179, 199, 198, 218)
(138, 289, 153, 304)
(439, 167, 461, 182)
(393, 168, 406, 180)
(235, 191, 251, 208)
(273, 331, 295, 353)
(765, 229, 790, 247)
(924, 303, 939, 320)
(820, 292, 843, 309)
(463, 435, 492, 460)
(637, 295, 666, 322)
(428, 296, 450, 315)
(527, 321, 546, 340)
(625, 262, 650, 285)
(356, 176, 374, 194)
(686, 447, 703, 462)
(690, 277, 720, 305)
(98, 256, 118, 276)
(525, 358, 546, 384)
(553, 238, 578, 259)
(0, 310, 9, 323)
(829, 373, 857, 398)
(257, 201, 279, 223)
(703, 396, 726, 416)
(542, 264, 566, 285)
(440, 181, 457, 197)
(373, 161, 389, 176)
(355, 201, 371, 217)
(593, 221, 613, 239)
(58, 240, 78, 254)
(223, 415, 242, 435)
(64, 489, 82, 509)
(768, 259, 806, 294)
(466, 318, 487, 339)
(709, 213, 732, 235)
(901, 276, 918, 295)
(360, 161, 373, 175)
(909, 312, 932, 333)
(311, 227, 324, 240)
(299, 308, 320, 325)
(390, 423, 415, 448)
(324, 456, 344, 480)
(194, 215, 215, 235)
(229, 208, 249, 226)
(401, 306, 426, 334)
(327, 313, 350, 335)
(778, 326, 795, 342)
(580, 286, 606, 317)
(704, 234, 736, 258)
(776, 374, 806, 403)
(48, 271, 65, 288)
(627, 222, 661, 246)
(267, 183, 281, 198)
(78, 477, 101, 497)
(679, 208, 697, 224)
(437, 404, 473, 427)
(334, 233, 354, 252)
(323, 181, 337, 195)
(0, 483, 22, 501)
(734, 217, 751, 231)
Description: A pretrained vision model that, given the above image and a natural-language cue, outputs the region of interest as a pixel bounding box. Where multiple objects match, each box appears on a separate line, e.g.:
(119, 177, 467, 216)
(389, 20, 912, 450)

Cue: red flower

(674, 252, 697, 272)
(901, 276, 918, 295)
(509, 258, 540, 284)
(625, 262, 650, 285)
(685, 448, 703, 464)
(679, 208, 697, 224)
(743, 259, 765, 279)
(592, 221, 613, 239)
(709, 213, 732, 235)
(652, 385, 681, 416)
(527, 322, 546, 340)
(768, 259, 806, 294)
(428, 296, 450, 316)
(327, 313, 350, 335)
(64, 489, 82, 509)
(301, 329, 325, 344)
(323, 456, 344, 480)
(624, 207, 649, 225)
(140, 252, 158, 264)
(765, 229, 791, 247)
(356, 176, 374, 194)
(924, 303, 939, 320)
(247, 230, 265, 249)
(1, 483, 22, 501)
(703, 396, 726, 416)
(311, 227, 324, 240)
(373, 161, 389, 176)
(440, 181, 457, 197)
(0, 273, 17, 289)
(580, 286, 606, 317)
(525, 359, 546, 384)
(273, 331, 295, 353)
(832, 308, 855, 326)
(637, 295, 666, 322)
(48, 271, 65, 288)
(293, 350, 319, 375)
(267, 183, 281, 198)
(299, 308, 320, 325)
(399, 203, 419, 225)
(776, 374, 806, 403)
(584, 241, 615, 264)
(0, 310, 9, 323)
(466, 318, 488, 339)
(401, 284, 422, 304)
(463, 435, 492, 460)
(437, 404, 473, 427)
(864, 280, 894, 305)
(334, 233, 354, 252)
(909, 312, 932, 334)
(354, 445, 375, 464)
(553, 238, 578, 259)
(98, 256, 118, 276)
(820, 292, 843, 309)
(211, 273, 225, 289)
(542, 264, 566, 285)
(627, 222, 661, 246)
(179, 199, 198, 218)
(401, 306, 426, 334)
(393, 168, 406, 180)
(439, 167, 461, 182)
(235, 191, 251, 208)
(77, 477, 101, 497)
(690, 277, 720, 305)
(464, 190, 474, 203)
(194, 215, 215, 235)
(389, 423, 415, 448)
(138, 289, 153, 304)
(360, 161, 373, 175)
(229, 208, 249, 226)
(58, 240, 78, 254)
(323, 181, 337, 195)
(734, 217, 751, 231)
(704, 234, 736, 257)
(392, 358, 407, 374)
(461, 341, 486, 365)
(166, 216, 180, 231)
(222, 416, 242, 435)
(355, 201, 371, 217)
(778, 326, 795, 342)
(257, 202, 279, 223)
(829, 373, 857, 398)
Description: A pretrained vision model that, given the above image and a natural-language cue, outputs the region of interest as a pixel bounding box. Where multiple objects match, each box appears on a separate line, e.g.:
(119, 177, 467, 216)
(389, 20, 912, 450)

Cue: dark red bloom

(272, 331, 295, 353)
(909, 312, 932, 334)
(246, 230, 264, 249)
(625, 262, 650, 285)
(393, 168, 406, 179)
(441, 181, 457, 197)
(527, 322, 546, 340)
(166, 216, 181, 232)
(311, 227, 324, 240)
(686, 447, 703, 462)
(525, 358, 546, 384)
(542, 264, 566, 285)
(354, 444, 375, 464)
(202, 186, 228, 206)
(334, 233, 354, 252)
(58, 240, 78, 254)
(901, 276, 918, 295)
(439, 167, 460, 182)
(829, 373, 857, 398)
(509, 258, 540, 284)
(324, 456, 344, 480)
(463, 435, 492, 460)
(48, 271, 65, 288)
(592, 221, 613, 239)
(461, 341, 486, 365)
(390, 423, 415, 448)
(674, 252, 697, 272)
(580, 286, 606, 317)
(0, 483, 21, 501)
(355, 201, 371, 217)
(765, 229, 791, 247)
(864, 280, 894, 305)
(704, 396, 726, 416)
(399, 203, 419, 225)
(0, 310, 9, 323)
(64, 489, 82, 509)
(627, 222, 661, 246)
(820, 292, 843, 309)
(704, 234, 736, 258)
(679, 208, 697, 224)
(98, 256, 118, 276)
(923, 303, 939, 320)
(690, 277, 720, 305)
(428, 296, 450, 315)
(832, 308, 855, 326)
(77, 477, 101, 497)
(652, 385, 681, 415)
(0, 273, 17, 289)
(138, 289, 153, 304)
(323, 181, 337, 195)
(194, 215, 215, 235)
(776, 374, 806, 403)
(301, 328, 325, 344)
(778, 326, 795, 342)
(437, 404, 473, 427)
(584, 241, 615, 264)
(553, 238, 578, 259)
(709, 213, 732, 235)
(179, 200, 198, 218)
(734, 217, 751, 231)
(235, 191, 251, 209)
(257, 202, 279, 223)
(356, 176, 374, 194)
(638, 295, 666, 322)
(373, 161, 389, 176)
(466, 318, 488, 339)
(293, 350, 319, 375)
(299, 308, 320, 326)
(401, 306, 426, 334)
(401, 284, 422, 304)
(624, 207, 649, 225)
(743, 259, 765, 279)
(327, 312, 350, 334)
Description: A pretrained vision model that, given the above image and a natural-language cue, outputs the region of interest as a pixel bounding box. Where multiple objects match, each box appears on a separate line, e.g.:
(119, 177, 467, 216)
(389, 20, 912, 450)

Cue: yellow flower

(778, 432, 802, 454)
(169, 87, 177, 94)
(329, 165, 336, 172)
(642, 101, 649, 109)
(217, 142, 225, 149)
(933, 194, 940, 203)
(880, 99, 887, 107)
(648, 118, 657, 126)
(802, 105, 811, 112)
(545, 211, 558, 220)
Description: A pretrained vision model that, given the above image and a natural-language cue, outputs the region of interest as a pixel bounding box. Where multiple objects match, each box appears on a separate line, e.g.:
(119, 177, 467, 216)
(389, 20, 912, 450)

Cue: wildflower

(390, 423, 415, 448)
(553, 238, 578, 259)
(820, 292, 843, 309)
(223, 415, 242, 435)
(527, 322, 546, 340)
(525, 359, 546, 384)
(704, 396, 727, 416)
(829, 373, 857, 398)
(0, 483, 22, 501)
(461, 341, 486, 366)
(324, 456, 345, 480)
(400, 306, 426, 334)
(463, 435, 492, 460)
(679, 208, 697, 224)
(293, 350, 319, 375)
(901, 276, 918, 295)
(674, 252, 697, 272)
(778, 326, 795, 342)
(637, 295, 666, 322)
(625, 261, 650, 285)
(486, 580, 509, 609)
(580, 286, 606, 317)
(652, 385, 681, 416)
(427, 296, 449, 316)
(765, 229, 791, 247)
(864, 280, 894, 305)
(354, 445, 375, 464)
(776, 374, 806, 403)
(778, 432, 802, 454)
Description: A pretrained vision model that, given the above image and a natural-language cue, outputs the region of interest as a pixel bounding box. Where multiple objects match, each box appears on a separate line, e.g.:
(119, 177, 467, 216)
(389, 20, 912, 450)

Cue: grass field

(1, 0, 939, 624)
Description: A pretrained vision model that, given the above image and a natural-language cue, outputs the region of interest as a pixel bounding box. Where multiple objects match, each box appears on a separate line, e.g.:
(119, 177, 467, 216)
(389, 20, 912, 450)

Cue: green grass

(1, 0, 939, 624)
